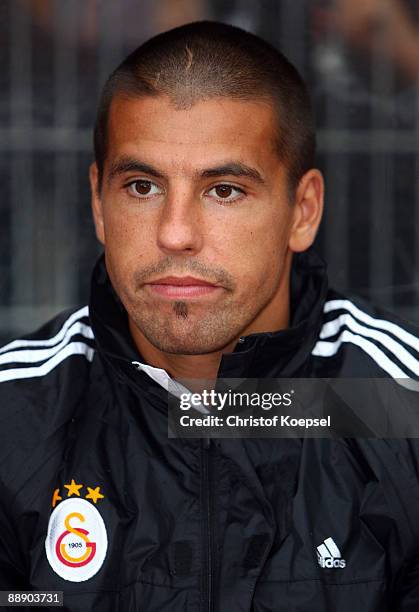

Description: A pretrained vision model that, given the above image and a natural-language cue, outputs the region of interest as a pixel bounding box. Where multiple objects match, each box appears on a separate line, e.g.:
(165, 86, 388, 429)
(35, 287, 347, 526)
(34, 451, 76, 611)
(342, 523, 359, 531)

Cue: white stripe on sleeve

(0, 342, 95, 383)
(312, 330, 409, 378)
(0, 322, 94, 366)
(319, 313, 419, 377)
(324, 300, 419, 353)
(0, 306, 89, 354)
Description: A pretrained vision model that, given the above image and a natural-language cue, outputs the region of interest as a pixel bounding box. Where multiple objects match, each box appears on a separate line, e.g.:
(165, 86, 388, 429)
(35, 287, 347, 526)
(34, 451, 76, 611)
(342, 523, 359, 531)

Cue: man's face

(91, 95, 310, 355)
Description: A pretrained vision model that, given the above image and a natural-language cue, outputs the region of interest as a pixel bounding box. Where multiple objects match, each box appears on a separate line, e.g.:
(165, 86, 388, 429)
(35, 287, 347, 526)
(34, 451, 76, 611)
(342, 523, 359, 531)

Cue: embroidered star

(64, 479, 83, 497)
(51, 488, 62, 508)
(85, 486, 104, 504)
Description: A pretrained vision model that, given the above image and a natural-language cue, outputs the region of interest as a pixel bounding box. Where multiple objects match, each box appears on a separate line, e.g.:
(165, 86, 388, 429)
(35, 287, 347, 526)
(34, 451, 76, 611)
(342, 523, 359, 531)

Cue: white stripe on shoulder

(0, 321, 93, 366)
(312, 330, 409, 378)
(0, 306, 90, 354)
(319, 313, 419, 377)
(0, 342, 94, 383)
(324, 299, 419, 353)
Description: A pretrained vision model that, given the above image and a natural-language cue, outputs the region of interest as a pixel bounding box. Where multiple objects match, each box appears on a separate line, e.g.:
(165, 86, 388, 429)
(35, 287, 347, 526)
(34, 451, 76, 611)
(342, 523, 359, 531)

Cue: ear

(288, 169, 324, 253)
(89, 162, 105, 245)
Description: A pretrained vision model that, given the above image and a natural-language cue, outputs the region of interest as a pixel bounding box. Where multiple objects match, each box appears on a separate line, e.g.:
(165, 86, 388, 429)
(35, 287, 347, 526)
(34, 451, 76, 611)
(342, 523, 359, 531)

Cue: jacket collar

(89, 248, 328, 389)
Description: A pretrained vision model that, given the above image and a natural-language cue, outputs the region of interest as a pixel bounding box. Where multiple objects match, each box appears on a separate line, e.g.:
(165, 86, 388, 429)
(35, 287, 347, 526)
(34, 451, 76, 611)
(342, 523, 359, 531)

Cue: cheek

(102, 203, 155, 261)
(193, 239, 283, 313)
(218, 211, 289, 280)
(102, 206, 156, 277)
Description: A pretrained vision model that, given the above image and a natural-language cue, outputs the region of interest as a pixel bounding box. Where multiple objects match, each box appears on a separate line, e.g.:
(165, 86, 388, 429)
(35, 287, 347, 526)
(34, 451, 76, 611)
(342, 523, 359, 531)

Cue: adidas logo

(316, 537, 346, 569)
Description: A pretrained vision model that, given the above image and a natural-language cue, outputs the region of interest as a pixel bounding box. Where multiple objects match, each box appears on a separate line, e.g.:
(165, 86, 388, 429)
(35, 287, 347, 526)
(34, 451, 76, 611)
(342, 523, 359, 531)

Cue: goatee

(173, 301, 188, 319)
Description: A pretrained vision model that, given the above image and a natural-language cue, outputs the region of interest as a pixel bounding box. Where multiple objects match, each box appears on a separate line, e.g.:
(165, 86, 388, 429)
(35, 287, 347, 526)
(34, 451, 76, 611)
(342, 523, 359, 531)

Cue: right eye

(126, 180, 163, 198)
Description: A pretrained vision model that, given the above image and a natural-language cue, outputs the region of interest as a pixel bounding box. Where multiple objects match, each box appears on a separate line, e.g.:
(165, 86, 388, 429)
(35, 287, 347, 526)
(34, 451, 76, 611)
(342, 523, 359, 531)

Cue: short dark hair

(94, 21, 316, 197)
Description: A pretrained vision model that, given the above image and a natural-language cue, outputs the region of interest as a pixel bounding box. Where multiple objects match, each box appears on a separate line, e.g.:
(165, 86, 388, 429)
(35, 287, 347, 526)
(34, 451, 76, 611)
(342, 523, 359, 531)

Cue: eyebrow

(106, 156, 266, 186)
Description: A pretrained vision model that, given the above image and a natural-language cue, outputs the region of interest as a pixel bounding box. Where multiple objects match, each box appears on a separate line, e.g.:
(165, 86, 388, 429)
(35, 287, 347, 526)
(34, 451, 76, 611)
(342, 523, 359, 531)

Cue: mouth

(144, 276, 222, 299)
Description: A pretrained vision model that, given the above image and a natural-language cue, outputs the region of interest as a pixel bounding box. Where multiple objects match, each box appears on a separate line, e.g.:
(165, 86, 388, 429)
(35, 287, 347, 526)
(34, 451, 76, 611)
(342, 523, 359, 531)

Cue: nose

(156, 186, 204, 255)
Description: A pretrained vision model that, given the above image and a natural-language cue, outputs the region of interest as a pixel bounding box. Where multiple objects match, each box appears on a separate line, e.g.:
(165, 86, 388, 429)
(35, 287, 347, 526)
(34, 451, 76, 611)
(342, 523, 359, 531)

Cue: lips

(145, 276, 221, 298)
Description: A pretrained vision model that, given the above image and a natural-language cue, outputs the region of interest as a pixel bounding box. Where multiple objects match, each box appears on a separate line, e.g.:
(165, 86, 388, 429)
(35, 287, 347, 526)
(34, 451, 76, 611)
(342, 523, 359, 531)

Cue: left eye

(127, 180, 162, 197)
(207, 184, 244, 202)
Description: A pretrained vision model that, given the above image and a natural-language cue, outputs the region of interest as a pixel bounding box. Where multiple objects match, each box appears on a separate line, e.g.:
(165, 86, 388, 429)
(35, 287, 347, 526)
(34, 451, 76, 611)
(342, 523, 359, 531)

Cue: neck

(129, 331, 231, 383)
(129, 261, 292, 383)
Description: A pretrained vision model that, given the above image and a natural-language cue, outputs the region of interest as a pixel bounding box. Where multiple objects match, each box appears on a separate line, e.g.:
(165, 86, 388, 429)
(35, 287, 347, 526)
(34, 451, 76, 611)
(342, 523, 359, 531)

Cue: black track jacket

(1, 249, 419, 611)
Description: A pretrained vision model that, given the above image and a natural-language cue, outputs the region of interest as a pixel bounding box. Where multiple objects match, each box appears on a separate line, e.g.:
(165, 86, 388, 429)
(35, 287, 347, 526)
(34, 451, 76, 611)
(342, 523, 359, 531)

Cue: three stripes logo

(316, 537, 346, 569)
(0, 306, 94, 384)
(311, 298, 419, 380)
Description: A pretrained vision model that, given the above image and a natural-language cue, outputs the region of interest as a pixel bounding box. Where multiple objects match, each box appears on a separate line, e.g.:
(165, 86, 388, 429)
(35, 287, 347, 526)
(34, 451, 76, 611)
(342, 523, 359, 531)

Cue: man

(0, 21, 419, 611)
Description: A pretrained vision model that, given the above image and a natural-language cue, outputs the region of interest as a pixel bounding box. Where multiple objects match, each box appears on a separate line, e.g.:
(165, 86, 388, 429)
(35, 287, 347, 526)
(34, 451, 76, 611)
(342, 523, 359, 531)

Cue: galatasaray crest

(45, 481, 108, 582)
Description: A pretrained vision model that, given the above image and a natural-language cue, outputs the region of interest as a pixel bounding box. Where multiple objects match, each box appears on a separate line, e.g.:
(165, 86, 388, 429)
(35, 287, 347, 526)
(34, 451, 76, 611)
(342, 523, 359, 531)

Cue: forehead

(105, 95, 279, 174)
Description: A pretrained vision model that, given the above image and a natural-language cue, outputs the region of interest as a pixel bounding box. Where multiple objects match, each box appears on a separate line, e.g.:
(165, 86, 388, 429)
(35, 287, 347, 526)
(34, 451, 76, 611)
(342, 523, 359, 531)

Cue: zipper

(201, 436, 215, 612)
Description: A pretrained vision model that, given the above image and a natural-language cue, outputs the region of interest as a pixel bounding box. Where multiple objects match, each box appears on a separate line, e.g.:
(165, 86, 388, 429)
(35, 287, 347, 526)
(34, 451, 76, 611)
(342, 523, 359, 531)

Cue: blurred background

(1, 0, 418, 342)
